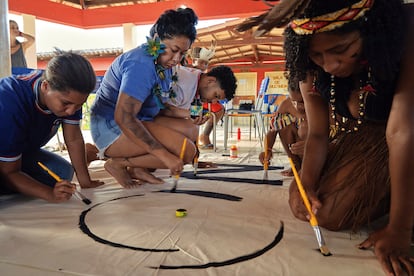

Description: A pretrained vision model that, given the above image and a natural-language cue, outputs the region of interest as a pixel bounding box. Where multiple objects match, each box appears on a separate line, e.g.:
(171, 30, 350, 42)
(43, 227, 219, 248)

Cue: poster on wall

(264, 72, 288, 95)
(263, 71, 288, 113)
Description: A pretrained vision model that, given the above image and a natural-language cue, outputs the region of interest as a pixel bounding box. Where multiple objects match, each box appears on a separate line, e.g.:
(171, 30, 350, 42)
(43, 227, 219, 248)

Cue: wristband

(19, 31, 22, 36)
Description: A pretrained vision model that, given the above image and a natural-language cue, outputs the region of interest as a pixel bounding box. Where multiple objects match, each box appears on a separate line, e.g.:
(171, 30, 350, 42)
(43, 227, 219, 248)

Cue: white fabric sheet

(0, 154, 385, 275)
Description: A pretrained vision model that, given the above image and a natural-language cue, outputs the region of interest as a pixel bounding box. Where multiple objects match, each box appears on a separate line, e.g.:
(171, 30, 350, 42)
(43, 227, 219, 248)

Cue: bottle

(230, 144, 238, 158)
(190, 97, 203, 119)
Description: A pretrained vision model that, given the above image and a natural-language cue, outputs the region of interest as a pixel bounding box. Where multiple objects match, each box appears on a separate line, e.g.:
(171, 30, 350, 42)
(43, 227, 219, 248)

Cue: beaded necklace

(328, 69, 375, 137)
(152, 64, 178, 108)
(144, 36, 178, 109)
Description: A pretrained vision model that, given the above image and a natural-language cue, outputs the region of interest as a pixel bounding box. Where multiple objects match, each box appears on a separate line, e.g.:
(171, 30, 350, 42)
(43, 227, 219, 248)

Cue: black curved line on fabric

(79, 194, 179, 252)
(155, 189, 243, 201)
(214, 163, 284, 169)
(149, 221, 284, 270)
(180, 173, 283, 186)
(188, 165, 284, 175)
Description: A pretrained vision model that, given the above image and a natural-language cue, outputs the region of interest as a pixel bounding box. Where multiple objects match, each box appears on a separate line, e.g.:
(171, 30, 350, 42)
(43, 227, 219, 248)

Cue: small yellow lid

(175, 208, 187, 217)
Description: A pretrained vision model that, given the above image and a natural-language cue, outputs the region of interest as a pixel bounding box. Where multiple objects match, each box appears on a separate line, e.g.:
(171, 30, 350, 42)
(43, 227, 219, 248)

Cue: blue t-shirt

(91, 44, 173, 121)
(0, 70, 82, 162)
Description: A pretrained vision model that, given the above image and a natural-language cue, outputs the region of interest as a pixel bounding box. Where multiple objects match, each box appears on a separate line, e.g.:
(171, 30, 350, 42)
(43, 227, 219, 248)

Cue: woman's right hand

(288, 180, 322, 221)
(158, 151, 184, 176)
(258, 150, 273, 165)
(50, 180, 76, 203)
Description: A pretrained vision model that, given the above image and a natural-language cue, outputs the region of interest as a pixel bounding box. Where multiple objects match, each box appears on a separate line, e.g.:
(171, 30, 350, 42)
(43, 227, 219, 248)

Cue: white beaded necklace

(329, 70, 374, 136)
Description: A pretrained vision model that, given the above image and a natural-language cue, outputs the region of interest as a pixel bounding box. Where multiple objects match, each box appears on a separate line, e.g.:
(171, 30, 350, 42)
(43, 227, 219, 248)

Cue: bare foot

(104, 159, 141, 188)
(280, 168, 294, 177)
(85, 143, 100, 166)
(128, 167, 164, 184)
(197, 161, 217, 168)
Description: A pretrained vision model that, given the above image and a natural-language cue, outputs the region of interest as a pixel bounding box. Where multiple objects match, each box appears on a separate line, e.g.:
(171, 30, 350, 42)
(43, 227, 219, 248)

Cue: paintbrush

(263, 136, 269, 181)
(193, 155, 198, 176)
(37, 161, 92, 205)
(171, 138, 187, 193)
(288, 158, 332, 256)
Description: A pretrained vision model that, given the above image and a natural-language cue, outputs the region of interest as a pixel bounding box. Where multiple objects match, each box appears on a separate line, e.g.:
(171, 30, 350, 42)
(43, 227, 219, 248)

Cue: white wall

(8, 14, 229, 53)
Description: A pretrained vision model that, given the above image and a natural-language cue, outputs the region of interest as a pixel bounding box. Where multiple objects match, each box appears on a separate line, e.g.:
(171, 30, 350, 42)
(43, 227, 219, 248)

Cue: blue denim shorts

(90, 114, 121, 159)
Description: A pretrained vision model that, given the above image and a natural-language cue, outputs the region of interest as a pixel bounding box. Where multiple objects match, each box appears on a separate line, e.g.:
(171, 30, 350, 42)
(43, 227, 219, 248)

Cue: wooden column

(22, 14, 37, 69)
(123, 23, 136, 52)
(0, 0, 11, 77)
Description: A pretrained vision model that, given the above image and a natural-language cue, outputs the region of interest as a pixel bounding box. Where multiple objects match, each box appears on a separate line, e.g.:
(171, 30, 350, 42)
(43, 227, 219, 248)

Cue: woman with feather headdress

(239, 0, 414, 275)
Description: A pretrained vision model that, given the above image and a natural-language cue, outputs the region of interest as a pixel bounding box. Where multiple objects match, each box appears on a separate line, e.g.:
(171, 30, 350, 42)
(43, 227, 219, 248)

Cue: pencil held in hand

(37, 162, 92, 205)
(37, 161, 62, 182)
(171, 138, 187, 192)
(288, 158, 332, 256)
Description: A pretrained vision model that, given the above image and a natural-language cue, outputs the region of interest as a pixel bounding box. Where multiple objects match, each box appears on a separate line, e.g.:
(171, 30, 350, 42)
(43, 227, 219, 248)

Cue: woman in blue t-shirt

(0, 52, 104, 202)
(90, 8, 198, 188)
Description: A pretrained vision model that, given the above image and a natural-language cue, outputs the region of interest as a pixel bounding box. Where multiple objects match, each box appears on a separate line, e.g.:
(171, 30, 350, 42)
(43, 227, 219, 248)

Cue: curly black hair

(284, 0, 405, 114)
(150, 8, 198, 43)
(207, 65, 238, 101)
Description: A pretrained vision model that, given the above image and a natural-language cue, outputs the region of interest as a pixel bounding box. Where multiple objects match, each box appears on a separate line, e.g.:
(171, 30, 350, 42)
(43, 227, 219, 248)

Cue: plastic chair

(223, 76, 270, 150)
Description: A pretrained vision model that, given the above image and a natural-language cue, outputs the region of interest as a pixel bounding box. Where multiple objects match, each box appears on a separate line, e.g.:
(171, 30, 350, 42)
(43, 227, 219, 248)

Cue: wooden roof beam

(192, 37, 283, 47)
(80, 0, 86, 9)
(9, 0, 273, 28)
(252, 45, 259, 62)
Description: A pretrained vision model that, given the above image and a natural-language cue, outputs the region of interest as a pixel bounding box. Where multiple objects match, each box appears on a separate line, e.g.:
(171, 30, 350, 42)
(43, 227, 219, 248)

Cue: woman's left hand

(192, 115, 210, 125)
(80, 179, 105, 189)
(289, 140, 305, 156)
(358, 226, 414, 276)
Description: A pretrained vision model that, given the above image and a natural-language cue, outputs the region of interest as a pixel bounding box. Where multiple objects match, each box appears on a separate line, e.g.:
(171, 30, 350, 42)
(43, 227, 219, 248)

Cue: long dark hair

(284, 0, 405, 108)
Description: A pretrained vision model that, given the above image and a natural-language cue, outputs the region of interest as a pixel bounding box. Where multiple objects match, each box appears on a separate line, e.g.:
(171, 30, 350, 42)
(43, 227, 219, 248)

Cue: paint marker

(288, 158, 332, 256)
(171, 138, 187, 193)
(37, 162, 92, 205)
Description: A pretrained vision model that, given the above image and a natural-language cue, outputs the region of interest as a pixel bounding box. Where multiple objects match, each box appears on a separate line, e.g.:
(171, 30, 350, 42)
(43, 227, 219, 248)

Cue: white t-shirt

(167, 65, 202, 109)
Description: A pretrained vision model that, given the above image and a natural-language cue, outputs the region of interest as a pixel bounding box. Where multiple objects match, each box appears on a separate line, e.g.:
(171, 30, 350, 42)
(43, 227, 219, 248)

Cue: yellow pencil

(288, 158, 331, 256)
(171, 138, 187, 192)
(37, 161, 91, 205)
(38, 161, 61, 181)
